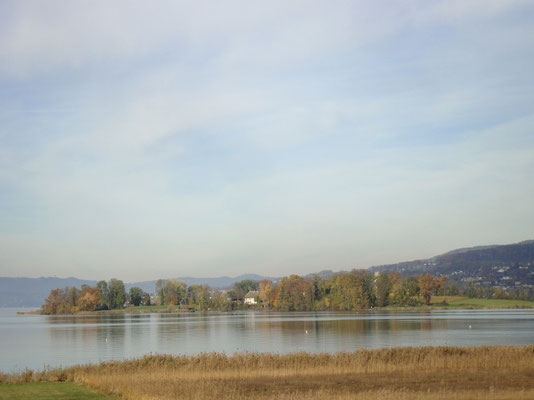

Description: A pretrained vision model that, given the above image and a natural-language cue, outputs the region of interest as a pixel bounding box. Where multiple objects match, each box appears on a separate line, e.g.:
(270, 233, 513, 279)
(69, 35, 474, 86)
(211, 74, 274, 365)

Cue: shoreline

(17, 302, 534, 316)
(2, 345, 534, 399)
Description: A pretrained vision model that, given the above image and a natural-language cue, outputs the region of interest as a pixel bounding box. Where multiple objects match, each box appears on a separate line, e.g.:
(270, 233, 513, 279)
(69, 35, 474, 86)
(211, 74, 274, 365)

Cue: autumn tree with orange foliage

(78, 285, 102, 311)
(258, 279, 273, 306)
(419, 273, 445, 305)
(41, 288, 71, 315)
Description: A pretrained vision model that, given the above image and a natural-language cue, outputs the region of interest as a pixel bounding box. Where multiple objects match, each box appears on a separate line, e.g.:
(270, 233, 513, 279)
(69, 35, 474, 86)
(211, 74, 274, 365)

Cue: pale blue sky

(1, 1, 533, 281)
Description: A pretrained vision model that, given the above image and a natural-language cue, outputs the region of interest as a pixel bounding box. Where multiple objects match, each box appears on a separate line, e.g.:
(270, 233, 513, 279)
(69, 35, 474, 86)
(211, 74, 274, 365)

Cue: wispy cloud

(1, 1, 533, 280)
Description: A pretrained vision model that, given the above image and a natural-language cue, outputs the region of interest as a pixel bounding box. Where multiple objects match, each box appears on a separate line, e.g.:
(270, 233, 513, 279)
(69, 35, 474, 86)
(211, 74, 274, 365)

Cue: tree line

(41, 272, 448, 314)
(256, 271, 444, 311)
(41, 279, 150, 314)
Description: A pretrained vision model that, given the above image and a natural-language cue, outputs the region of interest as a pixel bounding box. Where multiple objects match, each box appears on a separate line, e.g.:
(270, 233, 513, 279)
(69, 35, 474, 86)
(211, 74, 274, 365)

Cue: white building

(244, 290, 259, 305)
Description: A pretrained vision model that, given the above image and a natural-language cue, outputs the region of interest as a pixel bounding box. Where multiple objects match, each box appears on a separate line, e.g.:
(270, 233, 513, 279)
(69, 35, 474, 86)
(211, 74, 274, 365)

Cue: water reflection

(1, 309, 533, 372)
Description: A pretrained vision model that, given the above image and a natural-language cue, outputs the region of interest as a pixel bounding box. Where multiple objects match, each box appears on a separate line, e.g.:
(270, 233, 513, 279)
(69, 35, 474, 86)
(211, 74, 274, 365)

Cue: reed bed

(2, 346, 534, 399)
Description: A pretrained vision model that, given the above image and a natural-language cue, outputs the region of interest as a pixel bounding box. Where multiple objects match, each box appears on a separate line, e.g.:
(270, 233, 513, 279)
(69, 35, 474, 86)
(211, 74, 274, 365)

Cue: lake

(1, 308, 534, 372)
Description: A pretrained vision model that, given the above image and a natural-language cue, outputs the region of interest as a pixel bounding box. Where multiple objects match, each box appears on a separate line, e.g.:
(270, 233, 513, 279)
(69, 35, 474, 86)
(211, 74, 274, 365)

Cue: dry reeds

(2, 346, 534, 399)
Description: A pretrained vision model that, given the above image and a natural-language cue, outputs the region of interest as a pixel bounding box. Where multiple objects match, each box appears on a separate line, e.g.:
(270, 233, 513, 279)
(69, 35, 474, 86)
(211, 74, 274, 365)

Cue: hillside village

(369, 240, 534, 295)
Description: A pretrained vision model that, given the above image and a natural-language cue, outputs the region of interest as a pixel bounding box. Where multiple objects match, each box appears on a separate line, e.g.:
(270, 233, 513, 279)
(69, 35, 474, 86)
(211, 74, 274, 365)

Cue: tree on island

(78, 285, 102, 311)
(164, 279, 187, 306)
(128, 287, 146, 307)
(374, 273, 392, 307)
(187, 284, 211, 310)
(96, 280, 110, 309)
(96, 279, 126, 309)
(40, 268, 529, 315)
(210, 290, 232, 311)
(155, 279, 166, 305)
(108, 279, 126, 309)
(233, 280, 259, 299)
(41, 288, 71, 315)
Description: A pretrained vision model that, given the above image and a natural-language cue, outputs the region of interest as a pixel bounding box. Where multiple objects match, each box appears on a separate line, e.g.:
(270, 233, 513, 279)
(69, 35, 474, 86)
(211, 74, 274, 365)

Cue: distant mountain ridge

(2, 240, 533, 307)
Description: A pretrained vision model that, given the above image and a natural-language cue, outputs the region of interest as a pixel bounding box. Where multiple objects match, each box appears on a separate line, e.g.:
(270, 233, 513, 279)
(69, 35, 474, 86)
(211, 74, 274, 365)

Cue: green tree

(128, 287, 145, 307)
(155, 279, 166, 305)
(210, 290, 232, 311)
(96, 280, 110, 309)
(329, 272, 373, 311)
(316, 277, 332, 309)
(375, 273, 392, 307)
(225, 287, 242, 303)
(233, 280, 259, 298)
(108, 279, 126, 309)
(272, 275, 313, 311)
(142, 292, 151, 306)
(330, 274, 353, 310)
(393, 276, 420, 306)
(188, 284, 211, 310)
(67, 287, 79, 308)
(164, 279, 187, 305)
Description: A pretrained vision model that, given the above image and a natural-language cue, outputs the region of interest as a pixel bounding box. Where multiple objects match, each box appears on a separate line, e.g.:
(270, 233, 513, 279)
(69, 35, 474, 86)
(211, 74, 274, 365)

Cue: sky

(1, 0, 534, 281)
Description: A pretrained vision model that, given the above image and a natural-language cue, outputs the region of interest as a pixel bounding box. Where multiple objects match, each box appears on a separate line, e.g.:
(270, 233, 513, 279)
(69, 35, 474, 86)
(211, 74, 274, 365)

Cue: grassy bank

(0, 382, 111, 399)
(2, 346, 534, 399)
(430, 296, 534, 308)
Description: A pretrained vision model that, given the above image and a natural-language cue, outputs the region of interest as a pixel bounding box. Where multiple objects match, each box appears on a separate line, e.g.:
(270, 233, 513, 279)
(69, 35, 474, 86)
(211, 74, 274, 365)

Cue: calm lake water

(1, 308, 534, 372)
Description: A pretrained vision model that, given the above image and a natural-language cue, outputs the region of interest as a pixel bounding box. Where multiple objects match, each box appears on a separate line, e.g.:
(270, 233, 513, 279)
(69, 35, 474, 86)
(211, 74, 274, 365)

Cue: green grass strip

(0, 382, 111, 400)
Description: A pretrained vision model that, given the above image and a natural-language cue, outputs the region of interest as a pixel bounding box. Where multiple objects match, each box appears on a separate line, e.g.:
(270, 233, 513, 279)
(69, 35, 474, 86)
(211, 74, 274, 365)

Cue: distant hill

(0, 277, 98, 308)
(2, 240, 533, 307)
(0, 274, 280, 307)
(304, 270, 336, 279)
(369, 240, 534, 287)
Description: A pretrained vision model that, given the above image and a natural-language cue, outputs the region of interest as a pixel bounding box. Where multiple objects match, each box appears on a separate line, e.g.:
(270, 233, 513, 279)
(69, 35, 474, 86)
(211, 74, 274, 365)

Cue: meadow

(1, 346, 534, 399)
(430, 296, 534, 308)
(0, 382, 110, 400)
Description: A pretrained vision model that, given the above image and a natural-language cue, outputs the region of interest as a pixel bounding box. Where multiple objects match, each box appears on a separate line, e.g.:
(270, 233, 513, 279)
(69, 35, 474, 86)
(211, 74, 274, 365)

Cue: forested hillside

(369, 240, 534, 287)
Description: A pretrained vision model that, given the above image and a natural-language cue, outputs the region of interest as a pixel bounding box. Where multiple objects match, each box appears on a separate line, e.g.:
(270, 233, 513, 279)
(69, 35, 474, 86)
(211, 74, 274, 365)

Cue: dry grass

(2, 346, 534, 399)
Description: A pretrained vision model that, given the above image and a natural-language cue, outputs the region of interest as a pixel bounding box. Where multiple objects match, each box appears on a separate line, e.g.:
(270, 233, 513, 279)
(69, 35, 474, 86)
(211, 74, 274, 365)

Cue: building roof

(244, 290, 259, 299)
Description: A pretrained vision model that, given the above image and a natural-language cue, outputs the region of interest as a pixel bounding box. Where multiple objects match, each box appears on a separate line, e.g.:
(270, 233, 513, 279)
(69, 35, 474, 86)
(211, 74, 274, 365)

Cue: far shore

(17, 296, 534, 315)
